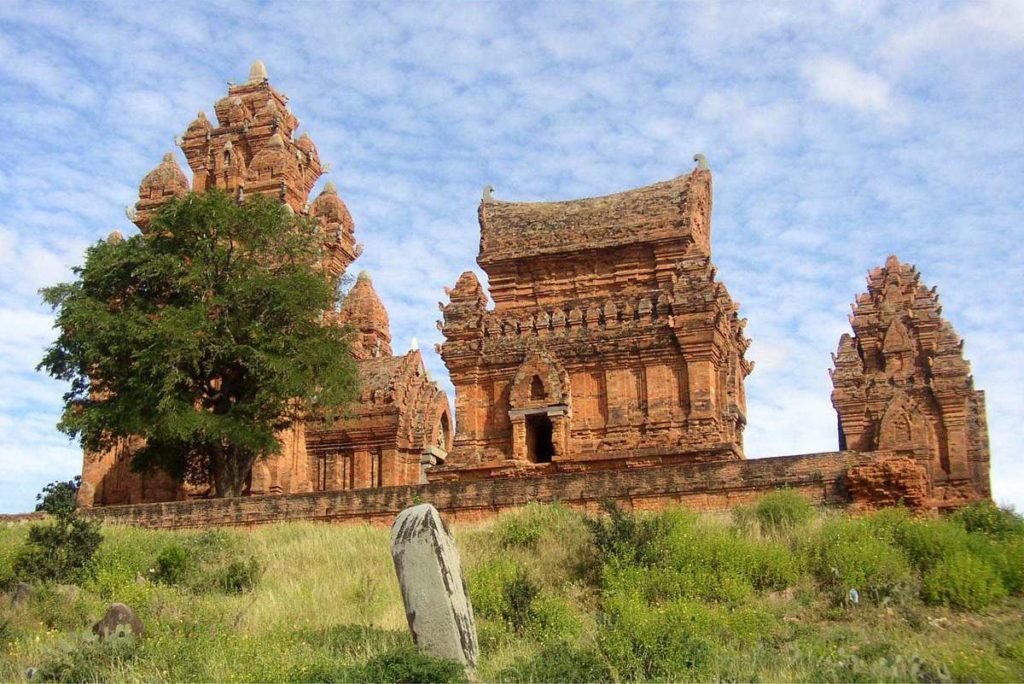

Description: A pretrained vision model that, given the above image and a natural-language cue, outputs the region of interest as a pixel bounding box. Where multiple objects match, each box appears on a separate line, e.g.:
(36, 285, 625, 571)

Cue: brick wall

(0, 450, 902, 530)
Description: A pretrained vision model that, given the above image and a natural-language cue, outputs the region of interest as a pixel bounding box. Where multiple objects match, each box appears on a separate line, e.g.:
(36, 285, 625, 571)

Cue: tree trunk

(209, 446, 257, 498)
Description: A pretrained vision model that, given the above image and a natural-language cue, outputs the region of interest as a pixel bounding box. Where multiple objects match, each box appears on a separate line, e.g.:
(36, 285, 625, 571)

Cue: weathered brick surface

(49, 450, 904, 530)
(436, 169, 752, 479)
(80, 63, 451, 507)
(846, 457, 930, 511)
(831, 256, 991, 508)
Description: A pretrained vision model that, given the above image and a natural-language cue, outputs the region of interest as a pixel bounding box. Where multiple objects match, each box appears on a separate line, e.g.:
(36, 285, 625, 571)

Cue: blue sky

(0, 1, 1021, 513)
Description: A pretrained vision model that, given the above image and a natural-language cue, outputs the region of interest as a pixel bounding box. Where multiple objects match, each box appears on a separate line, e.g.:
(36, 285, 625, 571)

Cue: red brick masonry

(3, 450, 931, 530)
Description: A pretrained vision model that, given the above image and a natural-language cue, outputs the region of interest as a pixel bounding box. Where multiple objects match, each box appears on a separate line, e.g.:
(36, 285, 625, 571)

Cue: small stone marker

(92, 603, 144, 641)
(10, 582, 31, 608)
(390, 504, 478, 667)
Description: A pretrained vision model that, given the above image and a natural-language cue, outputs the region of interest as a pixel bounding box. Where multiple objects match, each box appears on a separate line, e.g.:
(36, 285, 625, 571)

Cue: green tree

(39, 191, 359, 497)
(14, 478, 102, 584)
(35, 475, 83, 515)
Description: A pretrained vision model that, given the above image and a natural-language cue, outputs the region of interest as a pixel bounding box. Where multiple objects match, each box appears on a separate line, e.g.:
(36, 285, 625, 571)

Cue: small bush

(891, 517, 971, 572)
(805, 517, 914, 605)
(12, 486, 102, 585)
(0, 617, 12, 646)
(35, 638, 138, 683)
(28, 584, 89, 630)
(503, 567, 540, 633)
(466, 557, 575, 639)
(492, 504, 546, 549)
(467, 557, 518, 620)
(953, 526, 1024, 597)
(154, 544, 191, 585)
(526, 594, 580, 641)
(953, 501, 1024, 540)
(598, 594, 717, 681)
(584, 501, 674, 567)
(754, 489, 815, 534)
(353, 646, 467, 683)
(216, 557, 262, 594)
(497, 642, 610, 683)
(921, 551, 1006, 610)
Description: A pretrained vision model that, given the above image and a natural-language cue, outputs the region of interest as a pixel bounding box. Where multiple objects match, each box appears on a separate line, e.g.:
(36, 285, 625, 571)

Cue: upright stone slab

(390, 504, 478, 667)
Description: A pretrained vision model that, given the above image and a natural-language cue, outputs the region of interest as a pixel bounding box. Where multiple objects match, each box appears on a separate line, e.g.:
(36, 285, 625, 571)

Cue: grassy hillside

(2, 495, 1024, 682)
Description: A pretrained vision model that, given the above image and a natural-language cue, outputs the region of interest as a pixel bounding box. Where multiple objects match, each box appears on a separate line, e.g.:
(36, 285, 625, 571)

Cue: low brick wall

(0, 450, 893, 530)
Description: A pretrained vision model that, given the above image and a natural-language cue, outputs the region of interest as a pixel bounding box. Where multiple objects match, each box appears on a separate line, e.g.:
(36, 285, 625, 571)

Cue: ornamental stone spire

(830, 256, 991, 505)
(338, 271, 393, 360)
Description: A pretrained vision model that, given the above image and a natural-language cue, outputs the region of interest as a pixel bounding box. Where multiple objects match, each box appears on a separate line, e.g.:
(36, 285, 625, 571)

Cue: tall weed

(754, 489, 815, 534)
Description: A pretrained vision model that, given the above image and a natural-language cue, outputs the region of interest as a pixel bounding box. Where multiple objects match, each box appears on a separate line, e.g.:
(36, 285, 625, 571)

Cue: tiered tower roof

(130, 61, 360, 281)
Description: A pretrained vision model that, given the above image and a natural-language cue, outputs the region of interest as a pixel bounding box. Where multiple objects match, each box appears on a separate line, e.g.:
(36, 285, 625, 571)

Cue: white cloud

(802, 56, 900, 118)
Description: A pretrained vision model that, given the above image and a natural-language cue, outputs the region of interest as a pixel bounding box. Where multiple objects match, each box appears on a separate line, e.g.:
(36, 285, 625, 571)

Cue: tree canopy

(39, 190, 359, 497)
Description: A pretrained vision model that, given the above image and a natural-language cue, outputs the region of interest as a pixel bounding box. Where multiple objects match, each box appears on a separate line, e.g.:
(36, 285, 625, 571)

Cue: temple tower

(130, 61, 360, 282)
(434, 165, 752, 481)
(337, 271, 393, 359)
(83, 63, 450, 504)
(830, 256, 991, 505)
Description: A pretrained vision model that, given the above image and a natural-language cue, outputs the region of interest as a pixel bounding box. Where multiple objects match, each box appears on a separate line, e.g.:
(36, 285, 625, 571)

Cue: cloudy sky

(0, 1, 1021, 513)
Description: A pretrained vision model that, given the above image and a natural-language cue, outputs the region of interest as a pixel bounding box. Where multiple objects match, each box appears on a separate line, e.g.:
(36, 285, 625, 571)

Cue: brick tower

(433, 164, 752, 481)
(81, 63, 450, 505)
(831, 256, 991, 506)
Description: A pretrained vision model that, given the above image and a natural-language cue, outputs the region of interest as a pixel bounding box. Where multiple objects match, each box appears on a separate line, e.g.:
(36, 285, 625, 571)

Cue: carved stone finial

(482, 185, 496, 203)
(324, 181, 338, 195)
(248, 60, 268, 83)
(693, 153, 709, 171)
(107, 230, 124, 244)
(357, 270, 371, 282)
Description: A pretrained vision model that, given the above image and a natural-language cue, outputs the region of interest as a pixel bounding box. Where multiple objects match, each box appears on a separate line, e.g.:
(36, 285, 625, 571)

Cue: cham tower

(831, 256, 991, 508)
(80, 62, 451, 506)
(431, 161, 752, 482)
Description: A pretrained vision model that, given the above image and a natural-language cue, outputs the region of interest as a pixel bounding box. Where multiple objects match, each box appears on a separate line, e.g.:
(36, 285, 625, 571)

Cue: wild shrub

(466, 557, 576, 639)
(921, 551, 1006, 610)
(28, 584, 89, 630)
(153, 544, 191, 585)
(0, 527, 25, 591)
(993, 538, 1024, 595)
(503, 567, 540, 633)
(35, 638, 138, 683)
(467, 557, 538, 631)
(584, 501, 674, 567)
(754, 489, 815, 534)
(497, 642, 610, 683)
(597, 594, 717, 681)
(0, 617, 13, 647)
(12, 479, 102, 585)
(953, 502, 1024, 540)
(467, 557, 518, 619)
(525, 594, 581, 641)
(350, 646, 467, 683)
(492, 502, 560, 549)
(804, 517, 913, 605)
(890, 517, 971, 572)
(215, 557, 263, 594)
(630, 515, 799, 603)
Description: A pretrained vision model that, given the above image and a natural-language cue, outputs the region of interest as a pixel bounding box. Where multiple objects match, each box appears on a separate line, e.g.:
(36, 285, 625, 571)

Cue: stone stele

(390, 503, 478, 667)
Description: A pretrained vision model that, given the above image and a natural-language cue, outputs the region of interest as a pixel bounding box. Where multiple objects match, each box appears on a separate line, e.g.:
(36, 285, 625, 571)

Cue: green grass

(2, 499, 1023, 682)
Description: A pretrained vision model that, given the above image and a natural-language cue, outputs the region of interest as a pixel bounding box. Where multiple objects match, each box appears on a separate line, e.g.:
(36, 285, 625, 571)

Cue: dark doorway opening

(526, 413, 554, 463)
